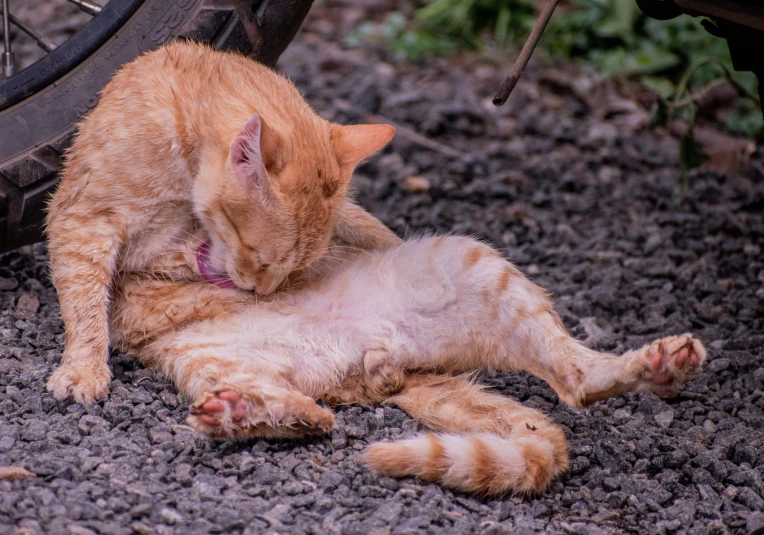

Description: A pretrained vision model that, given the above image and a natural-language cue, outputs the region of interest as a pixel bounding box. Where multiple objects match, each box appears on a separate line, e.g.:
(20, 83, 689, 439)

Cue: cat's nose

(235, 280, 256, 291)
(254, 273, 284, 296)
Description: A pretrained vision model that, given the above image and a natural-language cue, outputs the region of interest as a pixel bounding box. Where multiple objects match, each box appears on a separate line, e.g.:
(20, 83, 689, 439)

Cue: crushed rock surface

(1, 1, 764, 534)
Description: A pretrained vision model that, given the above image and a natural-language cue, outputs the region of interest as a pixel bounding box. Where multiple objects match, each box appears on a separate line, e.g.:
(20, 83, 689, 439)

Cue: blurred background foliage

(346, 0, 762, 139)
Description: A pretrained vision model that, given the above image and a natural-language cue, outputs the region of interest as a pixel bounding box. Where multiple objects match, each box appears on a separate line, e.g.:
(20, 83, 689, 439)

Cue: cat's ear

(229, 114, 283, 199)
(331, 123, 396, 179)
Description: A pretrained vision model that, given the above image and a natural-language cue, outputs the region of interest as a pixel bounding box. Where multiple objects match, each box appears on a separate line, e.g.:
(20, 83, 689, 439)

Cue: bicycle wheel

(0, 0, 312, 253)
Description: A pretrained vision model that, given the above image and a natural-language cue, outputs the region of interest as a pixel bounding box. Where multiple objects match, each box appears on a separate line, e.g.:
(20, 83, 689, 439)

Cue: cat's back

(75, 41, 315, 163)
(90, 42, 239, 126)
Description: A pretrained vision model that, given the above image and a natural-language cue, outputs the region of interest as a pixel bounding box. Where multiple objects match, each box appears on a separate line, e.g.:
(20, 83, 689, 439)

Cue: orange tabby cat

(46, 41, 399, 405)
(108, 230, 705, 495)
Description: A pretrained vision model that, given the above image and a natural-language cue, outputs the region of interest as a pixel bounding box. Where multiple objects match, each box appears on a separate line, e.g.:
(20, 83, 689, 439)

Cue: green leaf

(593, 0, 638, 40)
(649, 97, 669, 128)
(679, 127, 709, 171)
(726, 108, 764, 138)
(628, 42, 680, 75)
(641, 76, 675, 99)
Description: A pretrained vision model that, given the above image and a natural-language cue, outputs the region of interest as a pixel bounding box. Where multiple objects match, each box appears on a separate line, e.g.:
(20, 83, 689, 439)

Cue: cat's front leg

(110, 275, 253, 351)
(333, 201, 401, 251)
(187, 382, 334, 439)
(46, 209, 123, 404)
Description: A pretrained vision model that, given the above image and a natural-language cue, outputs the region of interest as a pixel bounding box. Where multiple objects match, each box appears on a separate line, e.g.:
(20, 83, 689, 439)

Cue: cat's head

(195, 113, 394, 295)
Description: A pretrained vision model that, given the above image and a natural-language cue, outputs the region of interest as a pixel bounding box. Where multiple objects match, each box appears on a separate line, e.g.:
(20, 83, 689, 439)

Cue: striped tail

(363, 375, 569, 495)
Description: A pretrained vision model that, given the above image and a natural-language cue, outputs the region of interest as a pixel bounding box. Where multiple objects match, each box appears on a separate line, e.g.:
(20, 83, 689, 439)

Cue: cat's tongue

(197, 242, 235, 289)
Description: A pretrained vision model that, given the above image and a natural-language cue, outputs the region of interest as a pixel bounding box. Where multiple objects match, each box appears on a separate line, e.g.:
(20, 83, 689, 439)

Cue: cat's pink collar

(197, 242, 235, 289)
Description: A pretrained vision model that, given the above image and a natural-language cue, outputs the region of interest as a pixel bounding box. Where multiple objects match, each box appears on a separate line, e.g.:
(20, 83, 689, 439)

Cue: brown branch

(670, 77, 726, 109)
(334, 98, 466, 159)
(493, 0, 560, 106)
(363, 114, 466, 159)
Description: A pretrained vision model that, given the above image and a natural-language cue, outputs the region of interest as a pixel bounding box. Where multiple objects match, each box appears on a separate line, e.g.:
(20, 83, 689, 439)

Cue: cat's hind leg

(365, 374, 569, 495)
(143, 330, 334, 439)
(416, 237, 706, 409)
(187, 382, 334, 439)
(555, 333, 706, 408)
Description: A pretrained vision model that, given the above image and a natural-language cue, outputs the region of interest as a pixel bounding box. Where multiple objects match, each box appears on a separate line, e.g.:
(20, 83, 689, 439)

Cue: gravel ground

(2, 2, 764, 534)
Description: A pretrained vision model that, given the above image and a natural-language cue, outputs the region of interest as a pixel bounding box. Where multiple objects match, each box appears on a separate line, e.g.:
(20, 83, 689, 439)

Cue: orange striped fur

(105, 234, 705, 496)
(45, 41, 399, 405)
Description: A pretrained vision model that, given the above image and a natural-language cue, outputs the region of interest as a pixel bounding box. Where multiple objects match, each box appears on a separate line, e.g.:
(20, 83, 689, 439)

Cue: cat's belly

(268, 236, 511, 387)
(259, 296, 464, 396)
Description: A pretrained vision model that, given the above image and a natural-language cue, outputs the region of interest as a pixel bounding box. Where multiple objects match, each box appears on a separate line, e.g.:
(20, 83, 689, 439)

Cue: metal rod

(493, 0, 560, 106)
(0, 5, 56, 53)
(66, 0, 102, 17)
(1, 0, 14, 78)
(1, 0, 9, 53)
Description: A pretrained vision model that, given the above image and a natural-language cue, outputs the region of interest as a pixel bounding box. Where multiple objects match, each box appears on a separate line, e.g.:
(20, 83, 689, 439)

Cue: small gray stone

(0, 277, 18, 291)
(172, 463, 194, 486)
(265, 503, 293, 524)
(708, 358, 730, 374)
(20, 420, 49, 441)
(654, 411, 674, 429)
(331, 429, 347, 448)
(16, 294, 39, 319)
(130, 503, 152, 519)
(148, 426, 173, 444)
(747, 512, 764, 535)
(738, 488, 764, 511)
(68, 526, 97, 535)
(753, 368, 764, 385)
(160, 507, 183, 525)
(0, 435, 15, 452)
(78, 415, 110, 435)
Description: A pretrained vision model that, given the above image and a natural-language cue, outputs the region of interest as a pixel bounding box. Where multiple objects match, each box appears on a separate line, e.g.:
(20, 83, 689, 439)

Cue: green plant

(345, 0, 536, 61)
(543, 1, 758, 97)
(650, 56, 761, 197)
(416, 0, 536, 49)
(348, 0, 762, 141)
(345, 11, 458, 62)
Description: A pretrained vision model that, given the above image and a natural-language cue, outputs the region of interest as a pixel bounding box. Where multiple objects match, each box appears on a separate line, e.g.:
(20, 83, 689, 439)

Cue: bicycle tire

(0, 0, 313, 253)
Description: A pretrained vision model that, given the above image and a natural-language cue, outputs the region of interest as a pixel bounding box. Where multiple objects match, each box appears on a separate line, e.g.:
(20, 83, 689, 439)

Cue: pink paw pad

(642, 335, 706, 397)
(188, 390, 250, 438)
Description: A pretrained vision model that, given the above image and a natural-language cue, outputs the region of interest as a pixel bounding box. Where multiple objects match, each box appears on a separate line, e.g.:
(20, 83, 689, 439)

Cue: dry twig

(0, 466, 35, 481)
(493, 0, 560, 106)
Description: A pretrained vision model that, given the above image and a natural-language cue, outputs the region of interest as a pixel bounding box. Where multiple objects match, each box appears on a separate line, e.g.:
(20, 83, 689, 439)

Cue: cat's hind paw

(187, 390, 248, 439)
(363, 349, 406, 401)
(640, 334, 706, 397)
(188, 387, 334, 439)
(46, 363, 111, 405)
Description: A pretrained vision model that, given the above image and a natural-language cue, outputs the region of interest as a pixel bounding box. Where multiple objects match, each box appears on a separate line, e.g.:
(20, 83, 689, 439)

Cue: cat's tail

(363, 374, 569, 495)
(364, 432, 562, 495)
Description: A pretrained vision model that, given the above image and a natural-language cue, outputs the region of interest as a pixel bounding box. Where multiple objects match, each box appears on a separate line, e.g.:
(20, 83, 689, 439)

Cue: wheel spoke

(1, 0, 14, 78)
(66, 0, 103, 17)
(0, 6, 57, 54)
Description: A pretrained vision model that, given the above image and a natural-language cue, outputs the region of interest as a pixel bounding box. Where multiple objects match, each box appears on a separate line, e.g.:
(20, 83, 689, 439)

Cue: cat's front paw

(188, 388, 334, 439)
(46, 363, 111, 404)
(640, 334, 706, 397)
